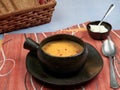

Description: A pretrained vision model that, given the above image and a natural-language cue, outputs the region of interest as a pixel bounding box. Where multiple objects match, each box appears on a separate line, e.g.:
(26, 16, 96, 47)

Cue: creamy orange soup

(42, 40, 83, 57)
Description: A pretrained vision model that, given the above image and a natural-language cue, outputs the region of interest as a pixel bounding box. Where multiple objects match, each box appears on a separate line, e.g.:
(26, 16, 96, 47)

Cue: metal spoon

(98, 4, 115, 25)
(102, 38, 119, 88)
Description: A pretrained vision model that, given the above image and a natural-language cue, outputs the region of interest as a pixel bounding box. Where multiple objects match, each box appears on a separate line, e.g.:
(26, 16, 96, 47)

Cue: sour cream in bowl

(86, 21, 112, 40)
(89, 25, 108, 33)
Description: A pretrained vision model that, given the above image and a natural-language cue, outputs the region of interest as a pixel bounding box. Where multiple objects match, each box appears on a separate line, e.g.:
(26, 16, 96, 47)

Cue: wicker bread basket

(0, 0, 56, 33)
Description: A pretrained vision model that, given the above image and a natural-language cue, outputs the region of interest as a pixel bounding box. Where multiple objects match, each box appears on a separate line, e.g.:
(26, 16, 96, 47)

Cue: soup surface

(42, 40, 83, 57)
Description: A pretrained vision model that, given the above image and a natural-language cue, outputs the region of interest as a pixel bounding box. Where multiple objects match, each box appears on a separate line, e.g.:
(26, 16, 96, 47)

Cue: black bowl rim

(39, 34, 87, 58)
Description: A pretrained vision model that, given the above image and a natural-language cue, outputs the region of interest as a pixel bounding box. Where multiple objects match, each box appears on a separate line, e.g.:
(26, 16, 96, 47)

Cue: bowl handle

(23, 38, 39, 51)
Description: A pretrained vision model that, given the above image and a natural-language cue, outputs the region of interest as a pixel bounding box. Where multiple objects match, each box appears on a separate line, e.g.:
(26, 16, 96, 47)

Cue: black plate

(26, 43, 103, 86)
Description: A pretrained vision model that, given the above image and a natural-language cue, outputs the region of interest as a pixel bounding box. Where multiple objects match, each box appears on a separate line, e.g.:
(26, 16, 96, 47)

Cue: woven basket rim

(0, 0, 56, 19)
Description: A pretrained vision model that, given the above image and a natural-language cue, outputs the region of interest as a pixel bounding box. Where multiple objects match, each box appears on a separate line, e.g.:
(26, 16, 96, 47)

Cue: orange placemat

(0, 40, 2, 48)
(1, 22, 120, 90)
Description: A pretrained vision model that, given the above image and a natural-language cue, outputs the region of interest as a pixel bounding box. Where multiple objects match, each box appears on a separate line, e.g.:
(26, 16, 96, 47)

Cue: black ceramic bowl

(86, 21, 112, 40)
(37, 34, 88, 78)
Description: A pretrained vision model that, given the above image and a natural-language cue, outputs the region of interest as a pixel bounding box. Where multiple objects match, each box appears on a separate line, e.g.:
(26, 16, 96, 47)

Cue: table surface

(0, 0, 120, 39)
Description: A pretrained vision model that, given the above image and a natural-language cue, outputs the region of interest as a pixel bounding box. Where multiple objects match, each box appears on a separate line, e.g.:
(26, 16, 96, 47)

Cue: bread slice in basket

(0, 0, 56, 33)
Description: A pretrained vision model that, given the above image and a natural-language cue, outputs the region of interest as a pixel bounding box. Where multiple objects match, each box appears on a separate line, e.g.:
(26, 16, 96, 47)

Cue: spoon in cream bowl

(98, 4, 115, 25)
(102, 37, 119, 89)
(86, 4, 115, 40)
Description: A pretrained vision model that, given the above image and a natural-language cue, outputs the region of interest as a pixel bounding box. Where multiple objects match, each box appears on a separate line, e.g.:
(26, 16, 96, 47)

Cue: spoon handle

(109, 56, 119, 88)
(98, 4, 115, 25)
